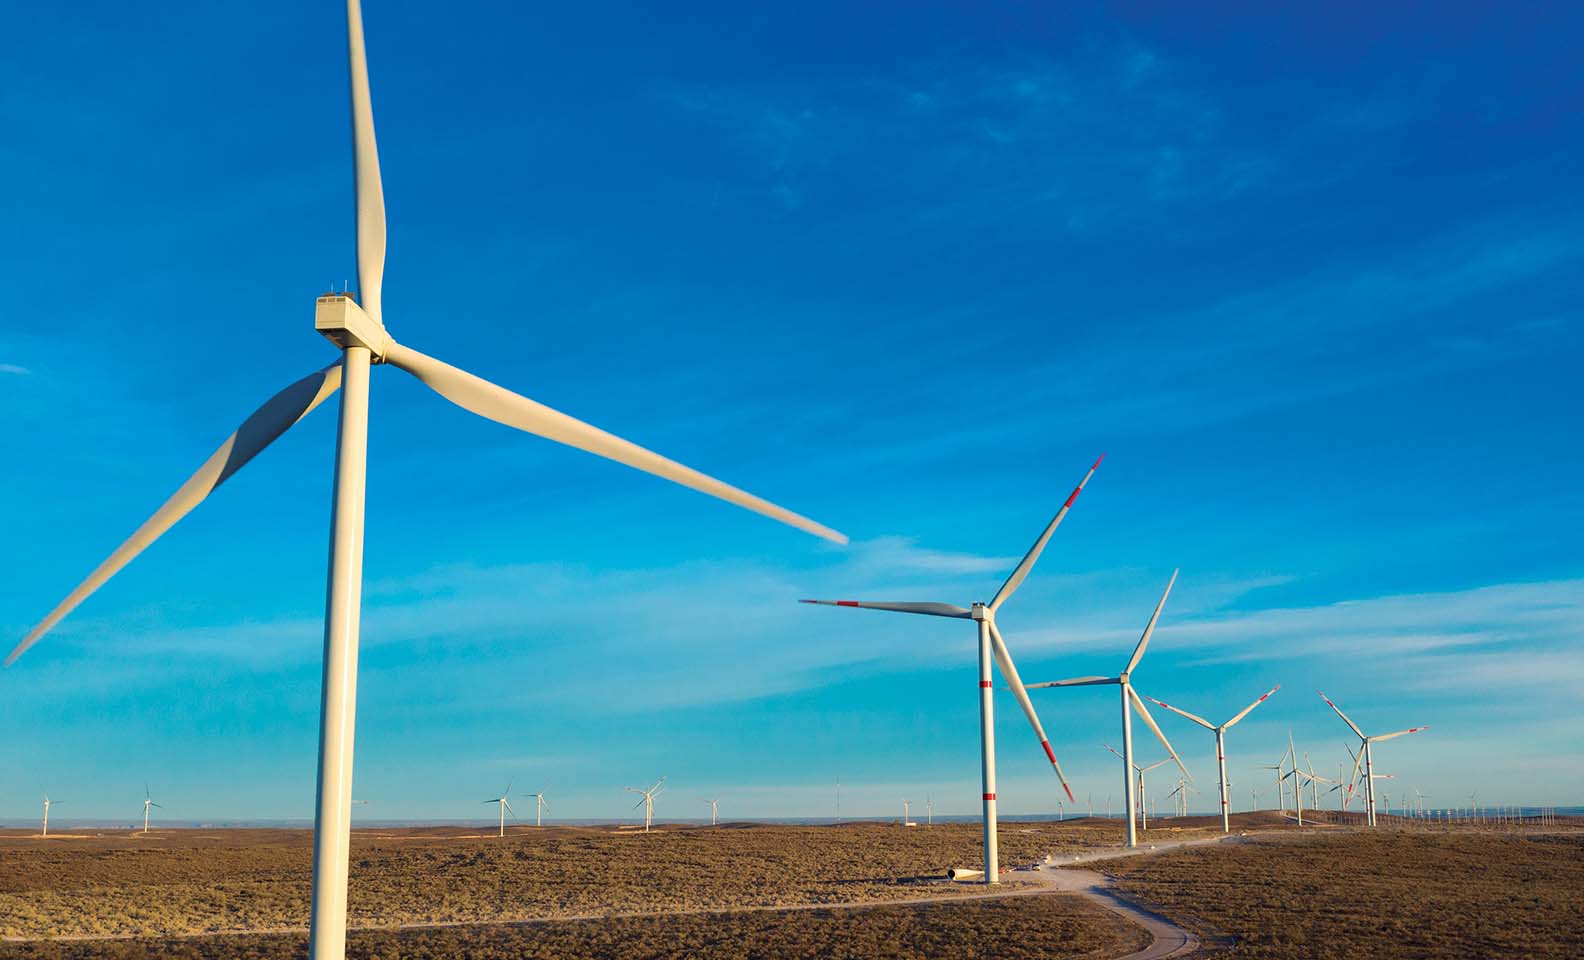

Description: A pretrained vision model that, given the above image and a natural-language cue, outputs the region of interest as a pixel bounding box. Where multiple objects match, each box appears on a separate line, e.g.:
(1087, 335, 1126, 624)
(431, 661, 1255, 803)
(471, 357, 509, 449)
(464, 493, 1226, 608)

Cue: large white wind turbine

(484, 783, 514, 838)
(5, 4, 842, 958)
(1318, 691, 1427, 827)
(627, 777, 665, 832)
(800, 457, 1101, 882)
(141, 785, 163, 835)
(1144, 683, 1279, 833)
(1028, 570, 1190, 849)
(41, 796, 59, 838)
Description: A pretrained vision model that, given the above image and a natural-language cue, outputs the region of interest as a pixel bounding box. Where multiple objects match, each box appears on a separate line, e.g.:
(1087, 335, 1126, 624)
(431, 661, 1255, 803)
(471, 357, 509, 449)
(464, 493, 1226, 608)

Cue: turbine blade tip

(1092, 452, 1106, 470)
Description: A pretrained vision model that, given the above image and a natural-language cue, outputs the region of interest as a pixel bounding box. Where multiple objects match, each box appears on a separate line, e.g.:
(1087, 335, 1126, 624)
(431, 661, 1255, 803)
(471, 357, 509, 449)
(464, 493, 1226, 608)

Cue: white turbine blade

(1371, 725, 1430, 743)
(1222, 683, 1281, 730)
(383, 343, 845, 544)
(503, 798, 515, 816)
(346, 0, 386, 325)
(6, 364, 343, 667)
(1103, 743, 1125, 761)
(1142, 758, 1172, 773)
(1027, 676, 1115, 689)
(632, 797, 647, 810)
(1123, 570, 1178, 677)
(1348, 744, 1365, 788)
(988, 454, 1104, 612)
(988, 621, 1074, 801)
(799, 600, 971, 618)
(1142, 694, 1215, 731)
(1316, 690, 1366, 740)
(1128, 686, 1191, 783)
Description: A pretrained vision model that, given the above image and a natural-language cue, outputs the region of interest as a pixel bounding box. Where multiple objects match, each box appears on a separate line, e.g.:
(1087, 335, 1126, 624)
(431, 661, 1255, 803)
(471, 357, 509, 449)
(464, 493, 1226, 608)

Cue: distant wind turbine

(801, 457, 1102, 881)
(42, 795, 59, 837)
(1103, 745, 1173, 832)
(627, 778, 665, 832)
(483, 784, 514, 838)
(702, 797, 719, 826)
(523, 791, 549, 827)
(1029, 570, 1191, 848)
(3, 3, 844, 959)
(141, 785, 163, 835)
(1144, 683, 1279, 833)
(1318, 691, 1428, 827)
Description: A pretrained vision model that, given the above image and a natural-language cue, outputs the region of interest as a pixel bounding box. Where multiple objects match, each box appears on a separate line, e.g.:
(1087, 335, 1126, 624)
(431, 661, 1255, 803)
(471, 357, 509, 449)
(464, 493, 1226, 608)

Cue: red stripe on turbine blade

(1063, 486, 1082, 508)
(1064, 783, 1075, 803)
(1042, 741, 1057, 764)
(980, 681, 992, 688)
(983, 793, 996, 801)
(1092, 452, 1106, 470)
(836, 601, 860, 607)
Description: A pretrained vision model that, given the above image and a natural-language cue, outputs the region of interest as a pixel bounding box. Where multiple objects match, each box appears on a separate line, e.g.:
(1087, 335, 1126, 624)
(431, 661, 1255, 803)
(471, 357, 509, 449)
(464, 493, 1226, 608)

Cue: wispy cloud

(0, 363, 28, 375)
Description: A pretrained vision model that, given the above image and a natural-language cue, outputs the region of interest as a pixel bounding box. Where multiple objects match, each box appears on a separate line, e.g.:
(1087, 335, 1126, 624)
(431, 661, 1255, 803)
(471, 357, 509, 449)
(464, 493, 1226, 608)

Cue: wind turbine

(1103, 745, 1173, 833)
(1318, 692, 1428, 828)
(5, 3, 843, 958)
(484, 784, 514, 838)
(1029, 570, 1190, 848)
(1144, 683, 1279, 833)
(702, 797, 719, 826)
(42, 796, 59, 837)
(523, 791, 549, 827)
(1262, 740, 1294, 815)
(141, 785, 163, 835)
(800, 457, 1101, 881)
(627, 778, 664, 832)
(926, 794, 933, 826)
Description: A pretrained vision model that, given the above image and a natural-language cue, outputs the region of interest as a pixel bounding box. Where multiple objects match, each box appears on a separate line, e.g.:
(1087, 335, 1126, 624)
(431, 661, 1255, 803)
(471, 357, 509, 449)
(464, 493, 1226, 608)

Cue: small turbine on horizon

(523, 791, 549, 828)
(1103, 745, 1173, 832)
(627, 778, 665, 832)
(42, 795, 60, 838)
(483, 783, 514, 838)
(701, 797, 719, 827)
(141, 785, 163, 835)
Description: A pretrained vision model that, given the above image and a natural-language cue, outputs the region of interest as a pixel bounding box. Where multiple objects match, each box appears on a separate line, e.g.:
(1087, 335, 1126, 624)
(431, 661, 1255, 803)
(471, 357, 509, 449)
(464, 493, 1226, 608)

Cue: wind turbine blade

(988, 621, 1074, 801)
(503, 799, 515, 816)
(1027, 676, 1116, 688)
(1316, 690, 1366, 740)
(1123, 570, 1178, 677)
(1142, 694, 1215, 730)
(798, 600, 971, 618)
(633, 797, 647, 810)
(346, 0, 386, 325)
(6, 364, 343, 667)
(1348, 744, 1365, 788)
(1103, 743, 1125, 761)
(384, 343, 844, 543)
(1142, 758, 1173, 773)
(988, 454, 1104, 612)
(1128, 686, 1191, 783)
(1371, 725, 1430, 743)
(1223, 683, 1281, 730)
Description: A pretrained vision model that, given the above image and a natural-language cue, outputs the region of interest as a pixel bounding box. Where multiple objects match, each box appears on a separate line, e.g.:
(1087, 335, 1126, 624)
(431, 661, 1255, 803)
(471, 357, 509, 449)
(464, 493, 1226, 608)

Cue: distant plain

(0, 818, 1577, 958)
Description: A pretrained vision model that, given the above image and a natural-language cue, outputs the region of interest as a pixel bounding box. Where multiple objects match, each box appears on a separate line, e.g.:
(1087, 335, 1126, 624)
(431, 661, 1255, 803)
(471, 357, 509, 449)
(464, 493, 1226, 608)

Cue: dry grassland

(1105, 827, 1584, 957)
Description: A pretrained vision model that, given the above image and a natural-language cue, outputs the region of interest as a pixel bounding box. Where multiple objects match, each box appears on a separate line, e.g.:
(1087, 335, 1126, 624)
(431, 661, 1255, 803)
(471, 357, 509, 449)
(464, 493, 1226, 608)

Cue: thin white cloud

(0, 363, 29, 375)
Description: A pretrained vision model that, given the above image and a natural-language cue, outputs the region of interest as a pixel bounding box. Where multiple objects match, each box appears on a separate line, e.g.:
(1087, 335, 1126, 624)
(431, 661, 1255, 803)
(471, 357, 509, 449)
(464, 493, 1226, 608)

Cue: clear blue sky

(1, 1, 1579, 824)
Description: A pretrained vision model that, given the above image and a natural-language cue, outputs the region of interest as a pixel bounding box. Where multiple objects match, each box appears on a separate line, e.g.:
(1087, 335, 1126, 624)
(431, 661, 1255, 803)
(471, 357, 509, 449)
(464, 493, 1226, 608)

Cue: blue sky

(1, 1, 1580, 824)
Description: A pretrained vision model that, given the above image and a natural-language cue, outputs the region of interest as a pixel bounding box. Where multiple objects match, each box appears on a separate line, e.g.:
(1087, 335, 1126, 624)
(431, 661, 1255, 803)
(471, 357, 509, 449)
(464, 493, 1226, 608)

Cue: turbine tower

(1143, 683, 1279, 833)
(141, 785, 163, 835)
(5, 6, 843, 959)
(1103, 745, 1173, 832)
(627, 778, 665, 832)
(484, 783, 514, 838)
(1318, 691, 1428, 827)
(42, 796, 59, 838)
(1028, 571, 1191, 848)
(701, 797, 719, 826)
(523, 791, 549, 827)
(800, 457, 1101, 882)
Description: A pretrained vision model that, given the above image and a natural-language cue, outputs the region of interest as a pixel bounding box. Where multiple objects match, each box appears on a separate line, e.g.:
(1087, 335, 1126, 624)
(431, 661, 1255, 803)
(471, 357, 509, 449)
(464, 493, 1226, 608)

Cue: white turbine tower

(1318, 691, 1428, 828)
(484, 784, 514, 838)
(523, 791, 549, 827)
(42, 795, 59, 838)
(702, 797, 719, 826)
(627, 778, 665, 832)
(800, 457, 1102, 881)
(1028, 570, 1190, 849)
(141, 785, 163, 835)
(4, 4, 843, 958)
(1144, 683, 1279, 833)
